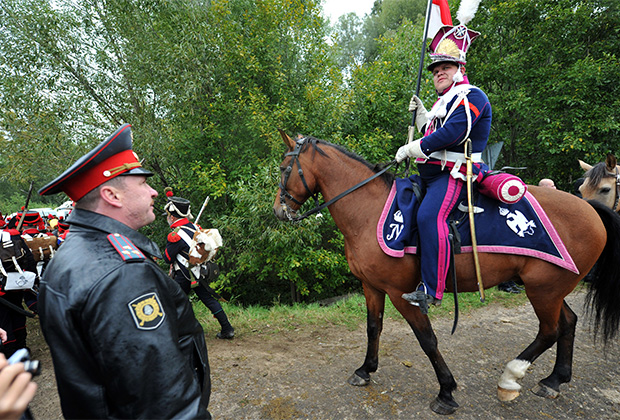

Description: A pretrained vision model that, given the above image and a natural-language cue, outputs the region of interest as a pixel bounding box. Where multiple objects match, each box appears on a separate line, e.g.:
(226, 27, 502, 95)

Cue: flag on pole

(427, 0, 452, 40)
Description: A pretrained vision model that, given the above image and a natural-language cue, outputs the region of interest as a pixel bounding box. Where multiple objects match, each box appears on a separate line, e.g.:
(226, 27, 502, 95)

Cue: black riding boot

(213, 309, 235, 339)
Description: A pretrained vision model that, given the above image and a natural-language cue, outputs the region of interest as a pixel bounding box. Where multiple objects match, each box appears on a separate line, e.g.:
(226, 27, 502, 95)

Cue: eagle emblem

(128, 293, 165, 330)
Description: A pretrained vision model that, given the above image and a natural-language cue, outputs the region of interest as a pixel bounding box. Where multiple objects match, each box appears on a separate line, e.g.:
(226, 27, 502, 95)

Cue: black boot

(213, 310, 235, 339)
(402, 290, 441, 315)
(497, 281, 523, 294)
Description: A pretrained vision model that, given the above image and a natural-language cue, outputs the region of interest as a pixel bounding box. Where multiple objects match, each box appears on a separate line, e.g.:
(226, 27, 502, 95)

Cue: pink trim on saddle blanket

(376, 186, 579, 274)
(459, 192, 578, 274)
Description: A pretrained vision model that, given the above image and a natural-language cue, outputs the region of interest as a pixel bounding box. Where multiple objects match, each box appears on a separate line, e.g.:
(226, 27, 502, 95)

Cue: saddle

(377, 175, 578, 274)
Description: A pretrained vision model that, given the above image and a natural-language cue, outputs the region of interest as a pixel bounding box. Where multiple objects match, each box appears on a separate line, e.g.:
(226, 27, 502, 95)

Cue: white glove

(395, 139, 428, 163)
(409, 95, 428, 132)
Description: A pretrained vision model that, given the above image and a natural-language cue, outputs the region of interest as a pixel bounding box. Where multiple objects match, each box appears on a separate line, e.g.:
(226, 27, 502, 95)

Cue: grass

(191, 288, 530, 338)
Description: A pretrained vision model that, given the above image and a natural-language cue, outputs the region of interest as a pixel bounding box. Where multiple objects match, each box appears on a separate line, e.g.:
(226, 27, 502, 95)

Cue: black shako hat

(38, 124, 153, 201)
(163, 188, 193, 219)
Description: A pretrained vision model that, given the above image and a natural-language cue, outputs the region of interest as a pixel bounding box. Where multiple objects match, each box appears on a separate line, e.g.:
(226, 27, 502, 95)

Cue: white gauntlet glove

(409, 95, 428, 132)
(395, 139, 428, 163)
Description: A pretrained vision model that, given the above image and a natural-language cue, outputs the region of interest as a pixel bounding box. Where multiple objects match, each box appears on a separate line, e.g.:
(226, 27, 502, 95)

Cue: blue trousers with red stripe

(417, 165, 467, 300)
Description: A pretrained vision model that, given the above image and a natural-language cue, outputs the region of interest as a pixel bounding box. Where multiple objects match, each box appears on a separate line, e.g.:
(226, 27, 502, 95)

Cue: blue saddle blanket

(377, 176, 578, 274)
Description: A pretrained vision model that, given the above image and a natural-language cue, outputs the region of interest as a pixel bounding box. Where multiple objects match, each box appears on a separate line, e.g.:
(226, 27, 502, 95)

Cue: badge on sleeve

(128, 292, 165, 330)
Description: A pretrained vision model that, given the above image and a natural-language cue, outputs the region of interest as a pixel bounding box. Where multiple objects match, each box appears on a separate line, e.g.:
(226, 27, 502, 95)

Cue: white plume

(456, 0, 482, 25)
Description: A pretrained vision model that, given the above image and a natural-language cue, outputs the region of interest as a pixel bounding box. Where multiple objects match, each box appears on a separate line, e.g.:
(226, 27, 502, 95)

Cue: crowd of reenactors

(0, 206, 72, 359)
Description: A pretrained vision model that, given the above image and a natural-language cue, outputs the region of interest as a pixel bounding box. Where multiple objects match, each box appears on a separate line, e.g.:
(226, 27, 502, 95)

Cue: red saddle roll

(478, 172, 527, 204)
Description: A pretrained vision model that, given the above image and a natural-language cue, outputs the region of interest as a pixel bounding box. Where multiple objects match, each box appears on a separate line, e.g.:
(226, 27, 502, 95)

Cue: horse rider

(163, 192, 235, 339)
(394, 22, 492, 307)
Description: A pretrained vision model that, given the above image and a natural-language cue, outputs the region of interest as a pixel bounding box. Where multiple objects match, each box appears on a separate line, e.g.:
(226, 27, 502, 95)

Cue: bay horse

(578, 154, 620, 213)
(273, 132, 620, 415)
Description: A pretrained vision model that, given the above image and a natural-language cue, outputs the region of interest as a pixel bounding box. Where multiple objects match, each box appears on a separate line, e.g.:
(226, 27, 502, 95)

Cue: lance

(465, 138, 485, 302)
(410, 0, 434, 129)
(403, 0, 434, 177)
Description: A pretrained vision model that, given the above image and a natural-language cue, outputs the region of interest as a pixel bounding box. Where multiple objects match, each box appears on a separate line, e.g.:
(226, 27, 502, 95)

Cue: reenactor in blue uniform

(396, 22, 492, 306)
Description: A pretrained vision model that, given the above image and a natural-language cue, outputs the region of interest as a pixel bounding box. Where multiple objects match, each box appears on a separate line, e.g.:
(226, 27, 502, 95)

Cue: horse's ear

(606, 154, 618, 171)
(278, 129, 295, 150)
(578, 159, 592, 172)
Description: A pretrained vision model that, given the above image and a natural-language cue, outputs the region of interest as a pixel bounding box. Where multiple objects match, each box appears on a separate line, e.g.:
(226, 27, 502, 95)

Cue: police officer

(395, 21, 492, 307)
(163, 193, 235, 339)
(38, 124, 212, 419)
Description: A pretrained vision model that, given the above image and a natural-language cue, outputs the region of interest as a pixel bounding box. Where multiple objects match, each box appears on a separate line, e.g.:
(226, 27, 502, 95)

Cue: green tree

(360, 0, 427, 63)
(342, 19, 436, 158)
(4, 0, 618, 305)
(213, 163, 354, 305)
(472, 0, 620, 189)
(0, 0, 353, 304)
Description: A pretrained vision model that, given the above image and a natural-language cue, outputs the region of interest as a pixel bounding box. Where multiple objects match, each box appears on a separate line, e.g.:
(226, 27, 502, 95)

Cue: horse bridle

(279, 137, 395, 222)
(279, 138, 321, 221)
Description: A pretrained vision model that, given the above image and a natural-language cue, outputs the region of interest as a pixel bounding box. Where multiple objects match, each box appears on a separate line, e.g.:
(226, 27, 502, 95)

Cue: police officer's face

(120, 176, 158, 230)
(432, 63, 461, 94)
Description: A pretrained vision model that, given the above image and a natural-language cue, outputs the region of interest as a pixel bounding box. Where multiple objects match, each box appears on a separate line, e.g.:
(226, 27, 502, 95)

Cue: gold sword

(465, 139, 485, 302)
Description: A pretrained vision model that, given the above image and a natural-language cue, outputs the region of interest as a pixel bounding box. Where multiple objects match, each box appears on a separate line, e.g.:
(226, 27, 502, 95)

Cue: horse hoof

(430, 397, 458, 415)
(497, 386, 520, 402)
(347, 373, 370, 386)
(532, 383, 559, 399)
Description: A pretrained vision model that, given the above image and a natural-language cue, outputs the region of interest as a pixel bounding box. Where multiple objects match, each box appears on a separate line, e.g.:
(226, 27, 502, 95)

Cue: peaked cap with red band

(38, 124, 153, 201)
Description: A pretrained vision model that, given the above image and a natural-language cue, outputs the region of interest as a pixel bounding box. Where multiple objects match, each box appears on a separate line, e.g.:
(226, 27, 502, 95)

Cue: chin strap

(452, 65, 465, 83)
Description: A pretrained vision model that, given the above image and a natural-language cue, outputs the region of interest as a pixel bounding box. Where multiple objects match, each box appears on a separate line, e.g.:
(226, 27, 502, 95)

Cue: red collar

(170, 218, 190, 228)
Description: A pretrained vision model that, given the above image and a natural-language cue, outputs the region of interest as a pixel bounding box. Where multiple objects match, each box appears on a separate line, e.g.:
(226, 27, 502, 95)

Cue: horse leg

(497, 295, 572, 401)
(386, 294, 459, 415)
(347, 284, 385, 386)
(532, 300, 577, 398)
(406, 314, 459, 414)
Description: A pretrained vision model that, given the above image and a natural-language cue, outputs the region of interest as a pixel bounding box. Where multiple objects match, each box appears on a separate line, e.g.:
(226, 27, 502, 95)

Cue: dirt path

(28, 290, 620, 419)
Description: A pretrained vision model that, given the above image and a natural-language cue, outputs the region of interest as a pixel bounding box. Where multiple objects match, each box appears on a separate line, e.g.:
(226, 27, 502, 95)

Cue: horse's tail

(585, 199, 620, 343)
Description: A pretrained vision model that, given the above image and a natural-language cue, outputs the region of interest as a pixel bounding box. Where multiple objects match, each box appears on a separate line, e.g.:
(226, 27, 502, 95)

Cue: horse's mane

(584, 162, 615, 186)
(300, 136, 395, 188)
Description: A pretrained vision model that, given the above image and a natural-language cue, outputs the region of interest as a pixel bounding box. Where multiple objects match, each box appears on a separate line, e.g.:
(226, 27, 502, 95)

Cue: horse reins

(279, 138, 395, 222)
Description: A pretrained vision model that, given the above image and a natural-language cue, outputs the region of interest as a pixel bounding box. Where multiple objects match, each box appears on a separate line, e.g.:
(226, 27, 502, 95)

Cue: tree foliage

(1, 0, 619, 304)
(472, 0, 620, 188)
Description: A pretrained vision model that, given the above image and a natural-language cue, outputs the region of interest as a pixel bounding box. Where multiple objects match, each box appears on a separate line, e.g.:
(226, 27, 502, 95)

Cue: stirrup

(402, 288, 439, 315)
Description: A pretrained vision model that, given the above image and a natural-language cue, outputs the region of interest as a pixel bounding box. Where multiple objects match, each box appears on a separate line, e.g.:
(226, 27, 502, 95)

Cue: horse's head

(273, 130, 323, 221)
(579, 154, 620, 212)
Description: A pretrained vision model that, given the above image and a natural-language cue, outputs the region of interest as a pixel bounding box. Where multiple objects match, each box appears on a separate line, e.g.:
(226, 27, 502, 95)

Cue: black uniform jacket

(39, 208, 211, 419)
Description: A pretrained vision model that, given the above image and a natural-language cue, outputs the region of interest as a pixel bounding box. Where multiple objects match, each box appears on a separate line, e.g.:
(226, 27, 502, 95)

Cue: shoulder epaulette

(107, 233, 146, 262)
(167, 230, 181, 243)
